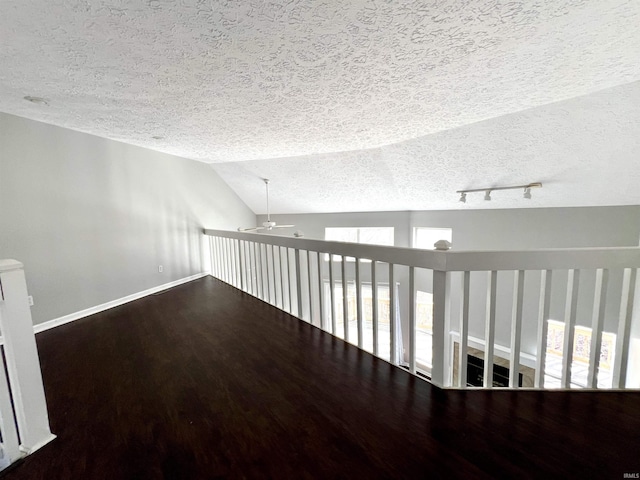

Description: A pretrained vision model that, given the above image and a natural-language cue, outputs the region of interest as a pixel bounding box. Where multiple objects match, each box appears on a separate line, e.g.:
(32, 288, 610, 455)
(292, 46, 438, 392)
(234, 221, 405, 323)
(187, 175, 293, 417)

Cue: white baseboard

(33, 272, 209, 335)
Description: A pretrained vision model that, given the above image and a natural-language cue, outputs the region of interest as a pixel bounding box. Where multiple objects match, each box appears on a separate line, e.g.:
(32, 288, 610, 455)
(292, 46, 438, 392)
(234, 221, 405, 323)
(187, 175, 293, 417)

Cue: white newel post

(0, 260, 56, 456)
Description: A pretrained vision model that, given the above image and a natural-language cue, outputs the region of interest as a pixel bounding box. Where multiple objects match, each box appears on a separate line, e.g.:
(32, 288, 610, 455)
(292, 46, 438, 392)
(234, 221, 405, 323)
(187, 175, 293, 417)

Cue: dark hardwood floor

(4, 276, 639, 479)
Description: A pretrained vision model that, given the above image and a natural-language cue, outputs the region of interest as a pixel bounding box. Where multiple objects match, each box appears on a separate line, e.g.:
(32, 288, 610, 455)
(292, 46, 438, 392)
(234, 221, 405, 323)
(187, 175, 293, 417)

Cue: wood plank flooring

(4, 276, 640, 479)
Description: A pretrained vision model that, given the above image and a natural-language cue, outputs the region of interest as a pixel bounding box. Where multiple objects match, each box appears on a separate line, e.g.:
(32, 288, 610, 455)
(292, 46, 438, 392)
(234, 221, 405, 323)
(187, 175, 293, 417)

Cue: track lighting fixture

(456, 182, 542, 203)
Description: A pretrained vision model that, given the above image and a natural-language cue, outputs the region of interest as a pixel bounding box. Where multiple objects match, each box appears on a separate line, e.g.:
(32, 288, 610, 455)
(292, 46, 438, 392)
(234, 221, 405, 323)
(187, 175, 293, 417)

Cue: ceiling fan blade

(272, 225, 295, 228)
(237, 227, 260, 232)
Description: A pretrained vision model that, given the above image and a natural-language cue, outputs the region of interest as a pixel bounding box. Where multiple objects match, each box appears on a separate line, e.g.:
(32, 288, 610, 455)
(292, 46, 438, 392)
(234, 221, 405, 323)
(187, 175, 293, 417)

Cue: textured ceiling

(2, 1, 640, 214)
(1, 0, 640, 164)
(212, 81, 640, 213)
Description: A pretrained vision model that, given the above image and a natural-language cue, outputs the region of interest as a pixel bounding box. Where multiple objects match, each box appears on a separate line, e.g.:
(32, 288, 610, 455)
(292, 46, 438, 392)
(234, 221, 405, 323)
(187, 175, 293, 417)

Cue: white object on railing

(0, 260, 56, 469)
(205, 229, 640, 391)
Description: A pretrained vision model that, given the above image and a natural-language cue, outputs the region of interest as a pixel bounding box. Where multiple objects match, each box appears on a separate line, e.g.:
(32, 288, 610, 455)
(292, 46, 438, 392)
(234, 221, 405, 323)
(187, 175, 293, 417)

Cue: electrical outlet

(27, 295, 34, 306)
(158, 265, 163, 273)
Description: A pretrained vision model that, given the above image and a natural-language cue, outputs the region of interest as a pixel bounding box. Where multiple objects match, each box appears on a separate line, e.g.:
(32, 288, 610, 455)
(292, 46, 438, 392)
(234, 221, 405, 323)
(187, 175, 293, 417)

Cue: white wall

(0, 112, 256, 325)
(259, 206, 640, 248)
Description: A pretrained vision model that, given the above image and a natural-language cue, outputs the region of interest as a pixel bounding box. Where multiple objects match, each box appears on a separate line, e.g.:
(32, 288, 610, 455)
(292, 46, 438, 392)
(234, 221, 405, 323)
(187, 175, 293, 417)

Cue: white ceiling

(213, 81, 640, 213)
(1, 1, 640, 213)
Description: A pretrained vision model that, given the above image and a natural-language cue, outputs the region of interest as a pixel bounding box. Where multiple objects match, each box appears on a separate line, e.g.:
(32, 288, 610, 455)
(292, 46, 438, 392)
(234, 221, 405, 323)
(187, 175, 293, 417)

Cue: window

(413, 227, 452, 250)
(324, 227, 394, 261)
(545, 319, 616, 388)
(325, 227, 394, 246)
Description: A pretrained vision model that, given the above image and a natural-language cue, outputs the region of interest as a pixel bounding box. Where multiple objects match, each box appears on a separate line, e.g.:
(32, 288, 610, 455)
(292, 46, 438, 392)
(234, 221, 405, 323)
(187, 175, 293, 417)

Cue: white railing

(204, 229, 640, 390)
(0, 260, 56, 470)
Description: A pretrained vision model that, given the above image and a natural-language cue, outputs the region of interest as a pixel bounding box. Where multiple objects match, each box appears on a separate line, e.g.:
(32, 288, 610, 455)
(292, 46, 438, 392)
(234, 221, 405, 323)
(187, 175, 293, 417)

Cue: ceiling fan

(238, 179, 295, 232)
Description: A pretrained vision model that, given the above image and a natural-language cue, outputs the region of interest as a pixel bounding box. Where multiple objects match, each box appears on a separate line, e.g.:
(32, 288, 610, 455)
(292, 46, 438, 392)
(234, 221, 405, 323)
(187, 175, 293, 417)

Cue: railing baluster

(248, 242, 254, 295)
(244, 241, 253, 294)
(209, 236, 216, 278)
(613, 268, 637, 388)
(483, 271, 497, 388)
(230, 238, 236, 286)
(224, 238, 230, 283)
(279, 247, 286, 310)
(329, 255, 336, 334)
(271, 245, 278, 306)
(286, 248, 294, 313)
(222, 237, 227, 281)
(254, 242, 261, 299)
(264, 244, 271, 303)
(317, 252, 325, 331)
(234, 239, 238, 288)
(389, 263, 396, 365)
(218, 237, 224, 282)
(237, 241, 243, 288)
(534, 270, 553, 388)
(509, 270, 525, 388)
(231, 239, 237, 287)
(458, 271, 470, 388)
(342, 256, 349, 341)
(219, 237, 224, 281)
(308, 250, 314, 325)
(248, 242, 254, 296)
(356, 258, 363, 349)
(216, 237, 223, 280)
(258, 243, 264, 299)
(261, 243, 267, 300)
(238, 240, 245, 291)
(587, 268, 609, 388)
(244, 241, 249, 291)
(261, 243, 267, 299)
(238, 240, 242, 292)
(295, 249, 303, 319)
(260, 243, 266, 300)
(372, 261, 378, 357)
(409, 266, 416, 374)
(211, 237, 218, 279)
(561, 269, 580, 388)
(285, 248, 292, 312)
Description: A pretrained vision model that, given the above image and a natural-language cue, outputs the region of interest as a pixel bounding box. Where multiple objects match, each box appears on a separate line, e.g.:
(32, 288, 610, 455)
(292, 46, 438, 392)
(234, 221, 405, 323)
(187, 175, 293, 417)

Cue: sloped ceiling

(1, 1, 640, 212)
(213, 81, 640, 213)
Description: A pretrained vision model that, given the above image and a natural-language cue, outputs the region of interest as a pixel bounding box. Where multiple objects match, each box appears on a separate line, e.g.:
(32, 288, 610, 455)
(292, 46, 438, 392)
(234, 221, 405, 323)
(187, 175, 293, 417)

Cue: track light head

(457, 182, 541, 203)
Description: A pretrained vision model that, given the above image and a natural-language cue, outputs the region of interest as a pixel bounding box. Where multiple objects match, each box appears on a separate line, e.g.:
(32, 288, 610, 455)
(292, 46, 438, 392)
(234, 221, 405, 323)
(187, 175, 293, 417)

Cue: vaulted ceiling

(2, 1, 640, 213)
